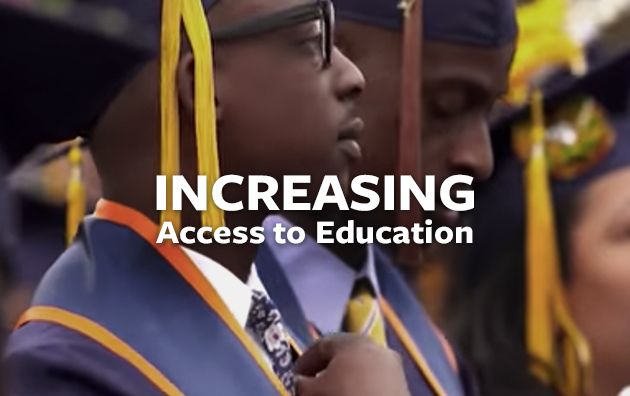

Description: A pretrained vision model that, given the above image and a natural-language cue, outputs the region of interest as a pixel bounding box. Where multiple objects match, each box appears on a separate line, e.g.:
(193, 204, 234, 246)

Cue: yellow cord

(159, 0, 183, 232)
(159, 0, 224, 232)
(523, 89, 593, 395)
(525, 88, 556, 386)
(182, 0, 224, 229)
(66, 138, 86, 246)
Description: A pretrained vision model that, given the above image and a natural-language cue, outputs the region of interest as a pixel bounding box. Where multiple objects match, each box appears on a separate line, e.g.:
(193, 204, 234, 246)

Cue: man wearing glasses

(3, 0, 413, 395)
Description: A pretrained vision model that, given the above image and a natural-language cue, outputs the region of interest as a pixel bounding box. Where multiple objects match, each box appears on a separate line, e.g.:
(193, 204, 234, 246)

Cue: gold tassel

(65, 138, 85, 246)
(159, 0, 182, 232)
(524, 89, 593, 395)
(159, 0, 224, 232)
(182, 0, 224, 229)
(524, 88, 557, 385)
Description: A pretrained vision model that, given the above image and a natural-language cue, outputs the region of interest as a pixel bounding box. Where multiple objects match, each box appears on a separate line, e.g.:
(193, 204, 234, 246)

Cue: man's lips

(433, 208, 460, 228)
(337, 117, 364, 162)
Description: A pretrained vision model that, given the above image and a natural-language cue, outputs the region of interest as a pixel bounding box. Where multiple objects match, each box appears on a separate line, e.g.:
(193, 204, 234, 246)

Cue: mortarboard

(333, 0, 517, 47)
(7, 139, 100, 246)
(464, 50, 630, 396)
(0, 0, 224, 243)
(0, 1, 157, 163)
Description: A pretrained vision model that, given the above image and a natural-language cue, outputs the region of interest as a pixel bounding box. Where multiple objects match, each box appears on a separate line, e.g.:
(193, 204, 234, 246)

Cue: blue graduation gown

(256, 241, 478, 396)
(5, 200, 294, 396)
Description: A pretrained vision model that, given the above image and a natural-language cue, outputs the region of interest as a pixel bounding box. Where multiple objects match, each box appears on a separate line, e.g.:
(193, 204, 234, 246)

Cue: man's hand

(294, 333, 411, 396)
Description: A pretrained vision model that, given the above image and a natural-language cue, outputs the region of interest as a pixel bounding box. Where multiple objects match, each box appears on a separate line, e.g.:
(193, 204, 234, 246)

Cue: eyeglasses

(212, 0, 334, 68)
(512, 96, 616, 180)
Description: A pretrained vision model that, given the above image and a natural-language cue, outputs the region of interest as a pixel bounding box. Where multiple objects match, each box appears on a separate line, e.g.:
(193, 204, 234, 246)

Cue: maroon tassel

(396, 0, 423, 267)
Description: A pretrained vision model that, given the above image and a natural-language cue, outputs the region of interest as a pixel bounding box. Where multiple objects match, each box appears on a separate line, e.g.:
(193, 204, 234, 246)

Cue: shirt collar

(181, 247, 268, 329)
(262, 215, 380, 335)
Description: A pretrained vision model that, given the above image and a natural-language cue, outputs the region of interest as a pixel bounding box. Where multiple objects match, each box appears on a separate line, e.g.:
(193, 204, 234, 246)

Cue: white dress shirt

(181, 247, 274, 368)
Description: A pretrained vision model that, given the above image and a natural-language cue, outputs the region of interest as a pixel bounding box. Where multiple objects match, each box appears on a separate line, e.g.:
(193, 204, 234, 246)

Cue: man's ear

(177, 52, 223, 127)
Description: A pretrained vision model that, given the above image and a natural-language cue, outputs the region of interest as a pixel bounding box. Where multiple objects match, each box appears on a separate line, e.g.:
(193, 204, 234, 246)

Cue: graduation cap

(0, 0, 225, 244)
(333, 0, 517, 46)
(465, 50, 630, 396)
(331, 0, 517, 266)
(0, 1, 156, 163)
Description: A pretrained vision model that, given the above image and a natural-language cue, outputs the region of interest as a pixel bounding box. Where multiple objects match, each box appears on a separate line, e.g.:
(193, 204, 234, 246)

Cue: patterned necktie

(246, 290, 295, 393)
(343, 278, 388, 346)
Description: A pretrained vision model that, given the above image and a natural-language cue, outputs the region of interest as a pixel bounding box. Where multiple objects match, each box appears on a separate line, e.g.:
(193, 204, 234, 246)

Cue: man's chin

(427, 209, 460, 228)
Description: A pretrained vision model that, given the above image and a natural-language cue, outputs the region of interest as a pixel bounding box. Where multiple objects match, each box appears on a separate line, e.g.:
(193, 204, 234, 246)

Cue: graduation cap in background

(0, 0, 157, 164)
(6, 138, 100, 240)
(0, 138, 94, 287)
(333, 0, 517, 45)
(0, 0, 226, 246)
(330, 0, 517, 266)
(505, 0, 586, 106)
(464, 50, 630, 396)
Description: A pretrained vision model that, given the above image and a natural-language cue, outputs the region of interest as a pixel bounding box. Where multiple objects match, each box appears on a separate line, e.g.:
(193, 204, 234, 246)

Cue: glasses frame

(212, 0, 334, 68)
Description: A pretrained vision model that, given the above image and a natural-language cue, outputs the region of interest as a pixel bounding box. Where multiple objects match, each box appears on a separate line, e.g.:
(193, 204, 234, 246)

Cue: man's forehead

(423, 41, 513, 80)
(333, 0, 517, 47)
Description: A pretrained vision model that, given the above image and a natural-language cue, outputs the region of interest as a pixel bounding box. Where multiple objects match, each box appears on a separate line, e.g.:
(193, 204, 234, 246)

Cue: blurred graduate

(1, 0, 419, 395)
(254, 0, 516, 395)
(0, 139, 99, 326)
(443, 1, 630, 395)
(446, 38, 630, 396)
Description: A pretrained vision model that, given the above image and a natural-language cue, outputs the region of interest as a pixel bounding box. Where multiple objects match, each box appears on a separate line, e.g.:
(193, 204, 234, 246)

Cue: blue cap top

(0, 0, 219, 164)
(334, 0, 517, 47)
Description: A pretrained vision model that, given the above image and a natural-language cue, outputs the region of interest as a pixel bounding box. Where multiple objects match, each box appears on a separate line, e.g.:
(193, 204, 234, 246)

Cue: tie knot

(344, 278, 387, 347)
(351, 277, 377, 299)
(250, 290, 275, 310)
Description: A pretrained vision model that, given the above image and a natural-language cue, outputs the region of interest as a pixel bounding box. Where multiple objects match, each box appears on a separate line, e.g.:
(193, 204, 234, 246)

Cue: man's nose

(448, 119, 494, 181)
(331, 47, 365, 102)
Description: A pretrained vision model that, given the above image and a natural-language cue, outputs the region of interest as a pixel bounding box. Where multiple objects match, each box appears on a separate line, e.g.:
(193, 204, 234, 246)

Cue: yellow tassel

(159, 0, 182, 232)
(159, 0, 223, 232)
(523, 89, 593, 395)
(524, 88, 557, 385)
(182, 0, 224, 229)
(65, 138, 85, 246)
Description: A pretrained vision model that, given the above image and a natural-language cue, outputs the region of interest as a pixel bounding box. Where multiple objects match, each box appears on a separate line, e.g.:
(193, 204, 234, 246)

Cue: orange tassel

(396, 0, 423, 267)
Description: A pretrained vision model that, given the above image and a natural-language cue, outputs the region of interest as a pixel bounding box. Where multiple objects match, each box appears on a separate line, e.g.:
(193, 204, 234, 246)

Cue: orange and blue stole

(13, 200, 300, 396)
